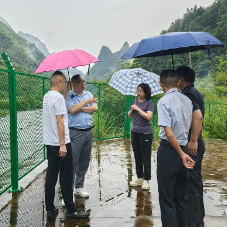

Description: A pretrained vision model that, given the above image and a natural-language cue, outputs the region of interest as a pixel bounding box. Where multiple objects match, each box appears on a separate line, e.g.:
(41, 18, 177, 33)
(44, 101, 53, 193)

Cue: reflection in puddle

(0, 138, 226, 226)
(202, 139, 227, 216)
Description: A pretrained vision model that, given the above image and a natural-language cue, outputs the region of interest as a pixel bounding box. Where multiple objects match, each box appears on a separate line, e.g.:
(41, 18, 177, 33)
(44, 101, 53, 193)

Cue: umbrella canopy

(121, 32, 224, 68)
(34, 49, 100, 74)
(108, 68, 163, 96)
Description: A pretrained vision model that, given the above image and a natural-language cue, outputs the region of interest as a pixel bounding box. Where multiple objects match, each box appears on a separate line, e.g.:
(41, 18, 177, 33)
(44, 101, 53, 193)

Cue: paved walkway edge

(0, 160, 47, 210)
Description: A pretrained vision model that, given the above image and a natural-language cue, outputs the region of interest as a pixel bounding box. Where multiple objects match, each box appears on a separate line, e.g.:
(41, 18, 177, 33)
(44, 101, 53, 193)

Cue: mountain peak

(84, 42, 130, 81)
(18, 31, 50, 57)
(121, 41, 129, 50)
(0, 17, 14, 31)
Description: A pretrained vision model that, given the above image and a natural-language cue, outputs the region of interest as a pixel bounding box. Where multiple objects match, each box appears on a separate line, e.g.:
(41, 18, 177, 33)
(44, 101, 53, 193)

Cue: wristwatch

(81, 107, 85, 112)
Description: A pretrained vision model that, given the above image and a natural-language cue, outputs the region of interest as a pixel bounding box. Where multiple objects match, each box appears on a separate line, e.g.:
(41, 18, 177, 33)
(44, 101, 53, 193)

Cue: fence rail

(0, 58, 131, 194)
(1, 53, 227, 195)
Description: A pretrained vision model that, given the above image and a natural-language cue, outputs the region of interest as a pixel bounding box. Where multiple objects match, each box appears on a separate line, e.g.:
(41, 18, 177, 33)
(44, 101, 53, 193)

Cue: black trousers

(188, 135, 205, 227)
(131, 131, 153, 180)
(157, 142, 189, 227)
(45, 143, 77, 213)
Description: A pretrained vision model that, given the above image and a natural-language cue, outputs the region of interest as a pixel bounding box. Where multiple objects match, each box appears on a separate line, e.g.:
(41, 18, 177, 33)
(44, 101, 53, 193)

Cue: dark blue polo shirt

(182, 84, 205, 137)
(182, 84, 205, 119)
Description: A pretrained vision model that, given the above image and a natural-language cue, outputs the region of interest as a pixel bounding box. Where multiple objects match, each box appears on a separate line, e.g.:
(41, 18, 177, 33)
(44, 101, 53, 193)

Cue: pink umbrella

(34, 49, 100, 74)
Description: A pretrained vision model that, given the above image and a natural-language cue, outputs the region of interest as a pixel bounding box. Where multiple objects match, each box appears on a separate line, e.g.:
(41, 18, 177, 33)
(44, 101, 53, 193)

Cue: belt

(69, 126, 94, 131)
(160, 139, 186, 148)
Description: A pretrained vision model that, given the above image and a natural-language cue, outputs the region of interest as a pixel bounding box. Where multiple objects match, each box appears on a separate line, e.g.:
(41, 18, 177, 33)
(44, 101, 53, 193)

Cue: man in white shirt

(43, 71, 90, 220)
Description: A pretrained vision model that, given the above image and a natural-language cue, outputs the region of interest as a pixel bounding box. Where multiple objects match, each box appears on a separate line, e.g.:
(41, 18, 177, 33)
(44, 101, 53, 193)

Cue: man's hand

(181, 153, 195, 169)
(86, 98, 98, 104)
(66, 81, 72, 90)
(59, 145, 67, 157)
(187, 140, 198, 156)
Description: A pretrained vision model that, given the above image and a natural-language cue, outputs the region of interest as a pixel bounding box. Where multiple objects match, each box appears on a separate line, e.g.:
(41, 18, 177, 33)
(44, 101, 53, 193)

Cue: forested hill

(18, 31, 50, 57)
(138, 0, 227, 77)
(0, 20, 45, 73)
(84, 42, 130, 82)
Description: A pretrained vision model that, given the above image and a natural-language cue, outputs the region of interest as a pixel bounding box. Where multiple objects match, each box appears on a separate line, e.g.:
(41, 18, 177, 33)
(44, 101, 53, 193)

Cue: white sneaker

(130, 178, 143, 186)
(62, 199, 65, 207)
(74, 188, 89, 198)
(142, 180, 150, 190)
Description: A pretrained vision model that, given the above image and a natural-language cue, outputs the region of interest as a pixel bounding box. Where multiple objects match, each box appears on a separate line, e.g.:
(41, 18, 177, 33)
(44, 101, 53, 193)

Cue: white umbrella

(108, 68, 163, 96)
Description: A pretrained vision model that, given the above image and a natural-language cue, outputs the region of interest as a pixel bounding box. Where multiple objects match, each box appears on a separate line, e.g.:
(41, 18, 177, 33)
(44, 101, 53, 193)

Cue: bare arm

(83, 104, 98, 114)
(56, 115, 67, 157)
(131, 104, 153, 121)
(68, 98, 98, 114)
(164, 126, 195, 169)
(128, 109, 133, 118)
(63, 82, 72, 100)
(188, 109, 203, 156)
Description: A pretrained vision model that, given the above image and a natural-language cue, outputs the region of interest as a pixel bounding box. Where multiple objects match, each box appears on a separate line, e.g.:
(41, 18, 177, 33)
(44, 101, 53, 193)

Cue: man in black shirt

(176, 66, 205, 227)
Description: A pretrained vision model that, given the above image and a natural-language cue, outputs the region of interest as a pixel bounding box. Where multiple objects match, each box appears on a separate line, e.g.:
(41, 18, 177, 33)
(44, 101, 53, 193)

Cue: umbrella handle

(172, 54, 175, 69)
(67, 68, 70, 81)
(66, 68, 73, 92)
(87, 64, 90, 75)
(207, 40, 211, 60)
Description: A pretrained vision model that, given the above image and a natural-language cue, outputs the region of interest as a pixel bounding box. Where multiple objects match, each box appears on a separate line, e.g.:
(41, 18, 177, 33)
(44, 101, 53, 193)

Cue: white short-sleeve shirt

(43, 91, 70, 146)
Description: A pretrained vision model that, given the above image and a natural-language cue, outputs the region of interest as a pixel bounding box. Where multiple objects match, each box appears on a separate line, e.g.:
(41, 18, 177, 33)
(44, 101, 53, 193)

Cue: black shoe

(47, 208, 59, 220)
(66, 209, 90, 219)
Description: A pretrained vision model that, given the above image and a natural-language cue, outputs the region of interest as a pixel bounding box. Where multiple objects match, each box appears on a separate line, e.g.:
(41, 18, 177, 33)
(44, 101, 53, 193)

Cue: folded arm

(68, 98, 98, 114)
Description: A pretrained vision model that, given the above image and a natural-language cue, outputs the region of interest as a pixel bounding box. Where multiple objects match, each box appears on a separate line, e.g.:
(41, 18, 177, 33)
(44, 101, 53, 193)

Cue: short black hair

(160, 69, 179, 88)
(176, 66, 195, 83)
(137, 83, 151, 100)
(52, 70, 64, 77)
(50, 71, 65, 86)
(71, 74, 82, 82)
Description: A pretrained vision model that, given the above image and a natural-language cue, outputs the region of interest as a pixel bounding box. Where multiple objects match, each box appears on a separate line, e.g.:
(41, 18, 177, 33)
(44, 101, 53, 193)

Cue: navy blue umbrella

(121, 32, 224, 68)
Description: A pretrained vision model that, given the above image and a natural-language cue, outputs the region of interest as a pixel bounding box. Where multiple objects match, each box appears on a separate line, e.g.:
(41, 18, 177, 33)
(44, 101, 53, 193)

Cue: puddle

(0, 138, 226, 226)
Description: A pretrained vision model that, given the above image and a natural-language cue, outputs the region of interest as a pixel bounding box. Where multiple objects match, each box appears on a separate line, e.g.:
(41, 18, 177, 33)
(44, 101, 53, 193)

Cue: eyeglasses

(73, 80, 86, 84)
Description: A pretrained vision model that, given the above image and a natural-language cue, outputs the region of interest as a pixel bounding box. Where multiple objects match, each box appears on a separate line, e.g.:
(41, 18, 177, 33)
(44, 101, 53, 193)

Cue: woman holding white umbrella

(128, 83, 154, 190)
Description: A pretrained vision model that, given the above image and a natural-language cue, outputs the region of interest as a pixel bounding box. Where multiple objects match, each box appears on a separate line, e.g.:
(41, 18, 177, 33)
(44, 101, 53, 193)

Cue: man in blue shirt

(157, 69, 195, 227)
(63, 74, 98, 200)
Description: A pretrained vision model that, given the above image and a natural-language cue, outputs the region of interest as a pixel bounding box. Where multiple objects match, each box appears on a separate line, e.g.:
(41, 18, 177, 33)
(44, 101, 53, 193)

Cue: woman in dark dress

(128, 83, 154, 190)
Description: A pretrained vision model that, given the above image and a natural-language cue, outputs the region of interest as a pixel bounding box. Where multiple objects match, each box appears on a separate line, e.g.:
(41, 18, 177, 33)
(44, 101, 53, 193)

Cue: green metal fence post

(124, 95, 131, 138)
(97, 83, 101, 140)
(1, 52, 21, 192)
(43, 78, 46, 159)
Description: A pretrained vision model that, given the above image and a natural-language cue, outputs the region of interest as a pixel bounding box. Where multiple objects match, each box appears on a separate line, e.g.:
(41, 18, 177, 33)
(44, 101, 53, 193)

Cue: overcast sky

(0, 0, 215, 71)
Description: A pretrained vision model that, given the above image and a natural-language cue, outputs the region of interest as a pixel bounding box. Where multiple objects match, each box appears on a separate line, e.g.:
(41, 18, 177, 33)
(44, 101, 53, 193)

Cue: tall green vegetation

(137, 0, 227, 77)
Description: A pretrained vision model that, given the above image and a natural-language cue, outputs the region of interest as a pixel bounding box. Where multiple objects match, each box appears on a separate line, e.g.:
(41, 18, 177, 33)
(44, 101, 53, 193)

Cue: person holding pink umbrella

(61, 74, 98, 205)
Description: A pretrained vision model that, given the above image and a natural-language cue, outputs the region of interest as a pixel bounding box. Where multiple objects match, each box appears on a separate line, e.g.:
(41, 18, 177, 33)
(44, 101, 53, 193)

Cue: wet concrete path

(0, 138, 227, 226)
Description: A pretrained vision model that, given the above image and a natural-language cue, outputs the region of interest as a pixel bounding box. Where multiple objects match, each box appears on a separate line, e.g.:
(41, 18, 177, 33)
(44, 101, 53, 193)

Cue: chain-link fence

(16, 73, 48, 182)
(0, 69, 130, 195)
(1, 66, 227, 196)
(0, 69, 10, 195)
(86, 82, 128, 140)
